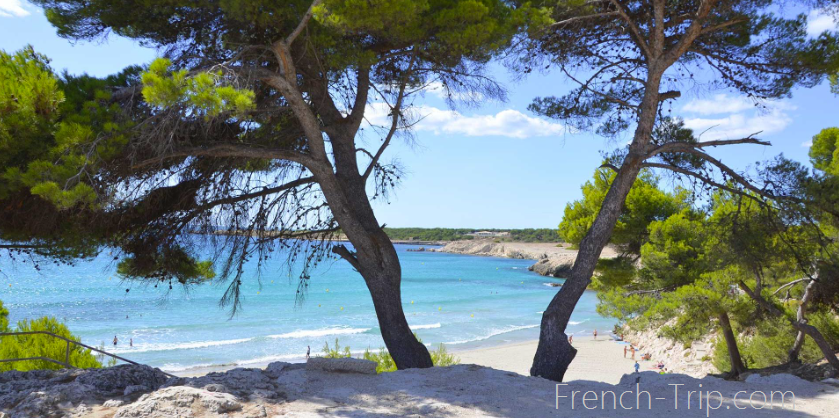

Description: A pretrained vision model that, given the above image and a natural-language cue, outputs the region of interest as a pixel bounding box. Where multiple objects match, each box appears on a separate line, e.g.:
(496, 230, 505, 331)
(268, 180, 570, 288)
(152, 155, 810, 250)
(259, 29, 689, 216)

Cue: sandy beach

(456, 336, 636, 384)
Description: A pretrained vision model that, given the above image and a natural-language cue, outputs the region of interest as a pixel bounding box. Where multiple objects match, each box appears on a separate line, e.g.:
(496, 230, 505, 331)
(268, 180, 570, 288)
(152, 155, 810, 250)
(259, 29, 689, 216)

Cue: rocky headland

(432, 240, 618, 278)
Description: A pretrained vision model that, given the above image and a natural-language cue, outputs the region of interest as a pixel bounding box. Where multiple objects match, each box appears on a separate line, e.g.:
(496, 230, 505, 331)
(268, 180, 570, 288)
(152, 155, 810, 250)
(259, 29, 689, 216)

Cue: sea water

(1, 244, 615, 372)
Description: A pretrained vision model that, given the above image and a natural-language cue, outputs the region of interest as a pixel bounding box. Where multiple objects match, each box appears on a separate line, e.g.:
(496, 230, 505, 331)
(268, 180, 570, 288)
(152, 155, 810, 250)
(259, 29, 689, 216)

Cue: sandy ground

(457, 337, 637, 384)
(177, 337, 639, 384)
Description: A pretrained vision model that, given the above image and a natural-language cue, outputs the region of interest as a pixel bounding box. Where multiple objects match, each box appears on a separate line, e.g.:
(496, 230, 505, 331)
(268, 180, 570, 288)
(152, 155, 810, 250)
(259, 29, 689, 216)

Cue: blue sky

(2, 2, 837, 228)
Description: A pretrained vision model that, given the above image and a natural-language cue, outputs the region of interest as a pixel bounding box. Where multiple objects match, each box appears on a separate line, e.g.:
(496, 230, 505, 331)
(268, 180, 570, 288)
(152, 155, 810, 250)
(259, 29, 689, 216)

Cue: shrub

(430, 343, 460, 367)
(0, 316, 101, 372)
(321, 338, 352, 359)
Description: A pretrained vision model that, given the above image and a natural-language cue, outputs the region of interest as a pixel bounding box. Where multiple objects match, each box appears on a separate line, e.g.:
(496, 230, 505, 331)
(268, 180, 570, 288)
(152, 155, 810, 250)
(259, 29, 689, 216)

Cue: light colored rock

(822, 378, 839, 385)
(114, 386, 241, 418)
(306, 357, 377, 374)
(103, 399, 125, 408)
(433, 240, 617, 278)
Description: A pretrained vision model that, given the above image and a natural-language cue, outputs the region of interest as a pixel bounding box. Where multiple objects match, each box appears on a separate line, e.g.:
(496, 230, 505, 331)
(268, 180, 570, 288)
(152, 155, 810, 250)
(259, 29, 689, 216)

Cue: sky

(2, 2, 838, 229)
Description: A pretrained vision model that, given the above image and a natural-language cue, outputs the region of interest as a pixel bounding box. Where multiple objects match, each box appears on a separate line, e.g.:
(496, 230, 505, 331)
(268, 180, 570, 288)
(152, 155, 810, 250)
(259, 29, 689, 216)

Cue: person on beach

(306, 345, 310, 360)
(634, 361, 640, 373)
(568, 335, 573, 345)
(593, 329, 597, 340)
(631, 346, 635, 360)
(129, 338, 133, 347)
(113, 336, 118, 346)
(624, 346, 627, 358)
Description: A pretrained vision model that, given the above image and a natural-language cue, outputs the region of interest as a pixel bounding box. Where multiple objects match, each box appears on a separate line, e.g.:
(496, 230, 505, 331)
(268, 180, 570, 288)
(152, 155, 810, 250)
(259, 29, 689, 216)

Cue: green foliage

(429, 343, 460, 367)
(363, 346, 398, 373)
(141, 58, 255, 118)
(383, 228, 474, 241)
(0, 300, 8, 332)
(381, 227, 563, 242)
(713, 313, 839, 371)
(638, 210, 709, 289)
(810, 127, 839, 177)
(321, 338, 352, 358)
(558, 169, 687, 253)
(0, 47, 127, 209)
(0, 314, 102, 372)
(116, 246, 216, 284)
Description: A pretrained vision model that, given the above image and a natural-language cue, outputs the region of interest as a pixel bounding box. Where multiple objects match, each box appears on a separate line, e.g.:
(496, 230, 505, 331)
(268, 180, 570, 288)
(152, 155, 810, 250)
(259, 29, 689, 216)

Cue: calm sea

(1, 244, 614, 372)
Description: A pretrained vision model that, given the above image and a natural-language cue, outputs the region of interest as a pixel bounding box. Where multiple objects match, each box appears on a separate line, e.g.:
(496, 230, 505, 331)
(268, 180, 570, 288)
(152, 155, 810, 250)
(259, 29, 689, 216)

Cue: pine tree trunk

(365, 267, 434, 369)
(315, 157, 433, 369)
(738, 280, 839, 372)
(788, 331, 805, 363)
(530, 161, 643, 381)
(530, 70, 663, 381)
(718, 312, 747, 377)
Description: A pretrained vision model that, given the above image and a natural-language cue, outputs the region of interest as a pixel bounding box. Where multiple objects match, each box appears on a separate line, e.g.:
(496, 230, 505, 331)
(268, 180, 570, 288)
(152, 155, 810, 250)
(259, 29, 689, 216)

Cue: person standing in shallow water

(593, 329, 597, 340)
(113, 336, 118, 346)
(129, 338, 133, 347)
(306, 345, 310, 360)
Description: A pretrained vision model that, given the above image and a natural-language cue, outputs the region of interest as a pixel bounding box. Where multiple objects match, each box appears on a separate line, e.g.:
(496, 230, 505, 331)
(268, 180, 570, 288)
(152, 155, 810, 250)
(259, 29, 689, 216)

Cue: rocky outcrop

(0, 364, 170, 418)
(306, 357, 377, 374)
(527, 257, 574, 277)
(3, 362, 839, 417)
(433, 240, 616, 279)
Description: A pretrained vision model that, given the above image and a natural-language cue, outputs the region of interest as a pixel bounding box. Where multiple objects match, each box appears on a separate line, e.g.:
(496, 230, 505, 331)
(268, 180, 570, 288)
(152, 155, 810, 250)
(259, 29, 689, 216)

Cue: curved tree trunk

(718, 312, 747, 377)
(789, 330, 805, 363)
(738, 280, 839, 372)
(529, 162, 642, 381)
(530, 69, 663, 381)
(315, 142, 433, 369)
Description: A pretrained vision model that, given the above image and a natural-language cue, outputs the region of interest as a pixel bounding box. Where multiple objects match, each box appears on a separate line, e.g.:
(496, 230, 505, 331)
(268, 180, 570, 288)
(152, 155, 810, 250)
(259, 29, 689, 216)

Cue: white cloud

(682, 103, 795, 141)
(681, 94, 754, 115)
(423, 81, 484, 102)
(0, 0, 30, 17)
(802, 140, 813, 148)
(365, 103, 565, 139)
(808, 9, 838, 37)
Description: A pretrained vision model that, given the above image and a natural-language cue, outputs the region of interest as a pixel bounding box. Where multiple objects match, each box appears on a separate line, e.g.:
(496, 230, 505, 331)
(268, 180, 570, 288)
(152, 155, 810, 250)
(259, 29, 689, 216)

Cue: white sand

(457, 336, 638, 384)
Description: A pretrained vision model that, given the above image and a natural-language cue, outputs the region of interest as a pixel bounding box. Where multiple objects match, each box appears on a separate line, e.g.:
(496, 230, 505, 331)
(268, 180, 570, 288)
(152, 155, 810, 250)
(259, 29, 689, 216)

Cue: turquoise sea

(1, 244, 615, 373)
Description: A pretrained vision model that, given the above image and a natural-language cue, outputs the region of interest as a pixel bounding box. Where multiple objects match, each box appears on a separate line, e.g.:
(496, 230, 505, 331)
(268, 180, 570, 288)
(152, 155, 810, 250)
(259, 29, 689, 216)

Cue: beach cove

(1, 243, 618, 377)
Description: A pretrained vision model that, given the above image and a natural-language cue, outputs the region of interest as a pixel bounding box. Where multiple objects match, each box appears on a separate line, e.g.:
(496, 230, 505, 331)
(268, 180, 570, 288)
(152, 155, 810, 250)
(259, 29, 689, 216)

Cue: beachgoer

(568, 335, 573, 345)
(620, 334, 624, 341)
(113, 336, 118, 346)
(129, 338, 133, 347)
(593, 329, 597, 340)
(634, 362, 640, 373)
(624, 346, 627, 358)
(306, 345, 310, 360)
(631, 346, 635, 360)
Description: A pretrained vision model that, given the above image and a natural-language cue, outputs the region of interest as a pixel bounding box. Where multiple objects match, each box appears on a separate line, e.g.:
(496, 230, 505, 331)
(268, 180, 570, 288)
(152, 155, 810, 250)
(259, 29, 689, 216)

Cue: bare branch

(332, 245, 362, 271)
(286, 0, 323, 45)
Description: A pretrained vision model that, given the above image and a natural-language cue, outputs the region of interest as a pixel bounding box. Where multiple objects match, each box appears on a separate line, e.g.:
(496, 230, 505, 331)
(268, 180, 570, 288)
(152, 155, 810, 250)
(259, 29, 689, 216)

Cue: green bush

(430, 343, 460, 367)
(711, 315, 839, 371)
(363, 347, 397, 373)
(0, 315, 102, 372)
(321, 338, 352, 359)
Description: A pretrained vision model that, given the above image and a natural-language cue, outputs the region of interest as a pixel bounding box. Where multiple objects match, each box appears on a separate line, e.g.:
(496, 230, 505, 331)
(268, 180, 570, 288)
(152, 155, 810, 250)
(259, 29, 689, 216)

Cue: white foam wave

(445, 324, 539, 345)
(568, 319, 587, 326)
(113, 337, 253, 354)
(411, 323, 441, 330)
(267, 327, 371, 339)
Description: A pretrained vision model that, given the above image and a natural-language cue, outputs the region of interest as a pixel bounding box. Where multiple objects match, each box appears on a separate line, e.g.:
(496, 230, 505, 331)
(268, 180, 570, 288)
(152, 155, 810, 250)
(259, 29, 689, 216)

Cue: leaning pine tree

(513, 0, 839, 381)
(32, 0, 530, 368)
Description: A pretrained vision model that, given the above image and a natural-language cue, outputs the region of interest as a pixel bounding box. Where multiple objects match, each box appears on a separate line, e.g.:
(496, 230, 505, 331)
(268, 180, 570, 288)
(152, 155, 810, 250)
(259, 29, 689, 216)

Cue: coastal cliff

(432, 240, 618, 278)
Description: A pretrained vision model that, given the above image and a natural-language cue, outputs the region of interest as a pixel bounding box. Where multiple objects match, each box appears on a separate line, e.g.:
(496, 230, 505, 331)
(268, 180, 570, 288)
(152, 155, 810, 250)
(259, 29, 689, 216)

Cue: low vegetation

(322, 336, 459, 374)
(0, 300, 102, 372)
